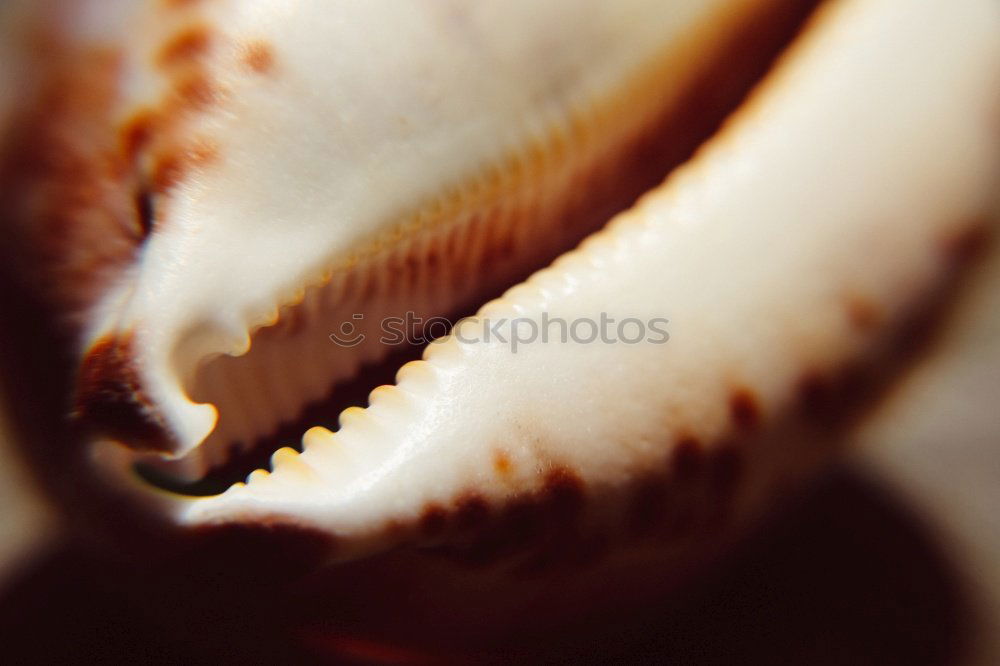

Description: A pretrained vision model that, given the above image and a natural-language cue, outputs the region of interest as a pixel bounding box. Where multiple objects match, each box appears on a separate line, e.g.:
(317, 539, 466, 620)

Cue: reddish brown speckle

(151, 152, 185, 192)
(729, 388, 760, 431)
(150, 139, 217, 193)
(158, 26, 213, 69)
(429, 467, 591, 569)
(241, 41, 275, 74)
(846, 295, 880, 332)
(493, 451, 513, 478)
(188, 137, 219, 167)
(436, 497, 539, 567)
(163, 0, 203, 9)
(175, 73, 220, 110)
(942, 222, 990, 265)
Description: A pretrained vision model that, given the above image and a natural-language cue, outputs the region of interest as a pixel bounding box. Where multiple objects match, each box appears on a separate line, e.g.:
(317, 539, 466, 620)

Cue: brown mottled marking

(162, 0, 203, 9)
(493, 451, 513, 478)
(0, 48, 143, 316)
(846, 295, 880, 332)
(151, 138, 218, 193)
(158, 26, 213, 68)
(729, 388, 760, 431)
(175, 73, 220, 110)
(435, 497, 540, 567)
(120, 111, 160, 162)
(75, 334, 169, 451)
(513, 501, 597, 575)
(942, 222, 990, 265)
(431, 468, 591, 568)
(151, 152, 185, 193)
(187, 138, 219, 167)
(241, 41, 275, 74)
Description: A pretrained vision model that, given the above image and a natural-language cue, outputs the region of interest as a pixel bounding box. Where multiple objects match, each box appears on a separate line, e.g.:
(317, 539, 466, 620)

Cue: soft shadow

(0, 466, 971, 664)
(508, 465, 970, 666)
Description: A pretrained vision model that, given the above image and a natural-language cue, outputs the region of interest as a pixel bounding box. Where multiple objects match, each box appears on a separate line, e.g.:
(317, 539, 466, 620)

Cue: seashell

(60, 0, 805, 479)
(0, 0, 998, 654)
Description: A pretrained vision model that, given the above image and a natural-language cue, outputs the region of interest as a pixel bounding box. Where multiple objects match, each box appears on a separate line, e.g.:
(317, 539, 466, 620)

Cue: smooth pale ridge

(183, 0, 1000, 548)
(81, 0, 749, 456)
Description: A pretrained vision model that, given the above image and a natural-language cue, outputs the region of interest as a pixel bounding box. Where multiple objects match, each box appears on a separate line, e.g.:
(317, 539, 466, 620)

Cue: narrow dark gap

(137, 0, 825, 497)
(136, 339, 429, 496)
(135, 185, 155, 237)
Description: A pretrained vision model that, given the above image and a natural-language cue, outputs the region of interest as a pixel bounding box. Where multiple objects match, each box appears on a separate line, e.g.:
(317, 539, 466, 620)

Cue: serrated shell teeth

(394, 360, 438, 390)
(269, 446, 318, 482)
(337, 406, 367, 430)
(302, 426, 336, 452)
(246, 468, 270, 484)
